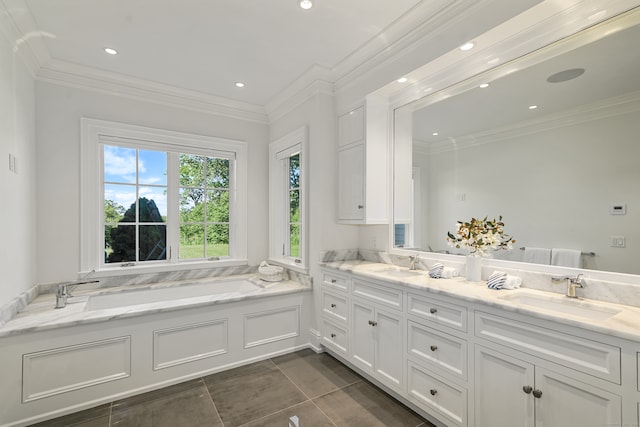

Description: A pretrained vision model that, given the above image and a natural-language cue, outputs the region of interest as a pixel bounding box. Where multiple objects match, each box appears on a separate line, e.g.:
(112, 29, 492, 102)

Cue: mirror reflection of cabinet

(337, 97, 389, 224)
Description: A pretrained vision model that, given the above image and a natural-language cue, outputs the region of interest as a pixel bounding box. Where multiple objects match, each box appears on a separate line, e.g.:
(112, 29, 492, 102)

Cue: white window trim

(80, 118, 248, 276)
(268, 126, 308, 272)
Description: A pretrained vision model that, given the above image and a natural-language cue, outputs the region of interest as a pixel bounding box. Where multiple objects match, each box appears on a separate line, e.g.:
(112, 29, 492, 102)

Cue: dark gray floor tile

(203, 359, 308, 427)
(271, 349, 362, 398)
(238, 401, 334, 427)
(313, 381, 425, 427)
(28, 404, 110, 427)
(111, 380, 221, 427)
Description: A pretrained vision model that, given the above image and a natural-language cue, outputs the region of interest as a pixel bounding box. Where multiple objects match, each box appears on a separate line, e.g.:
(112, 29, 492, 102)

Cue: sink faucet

(408, 254, 419, 270)
(55, 280, 100, 308)
(551, 274, 584, 298)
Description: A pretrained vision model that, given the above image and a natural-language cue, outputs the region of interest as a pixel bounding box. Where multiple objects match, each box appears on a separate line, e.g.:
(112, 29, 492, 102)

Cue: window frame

(269, 127, 308, 271)
(81, 118, 247, 275)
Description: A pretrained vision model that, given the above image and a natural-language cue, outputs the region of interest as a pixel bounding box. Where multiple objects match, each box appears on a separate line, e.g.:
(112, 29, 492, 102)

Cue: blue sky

(103, 145, 167, 216)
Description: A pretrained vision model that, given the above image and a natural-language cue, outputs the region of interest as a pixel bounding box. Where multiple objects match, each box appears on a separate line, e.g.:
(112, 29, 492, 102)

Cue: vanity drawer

(322, 290, 348, 324)
(475, 311, 621, 384)
(408, 293, 467, 332)
(322, 270, 349, 293)
(408, 321, 467, 381)
(407, 361, 466, 427)
(352, 278, 403, 311)
(321, 319, 348, 355)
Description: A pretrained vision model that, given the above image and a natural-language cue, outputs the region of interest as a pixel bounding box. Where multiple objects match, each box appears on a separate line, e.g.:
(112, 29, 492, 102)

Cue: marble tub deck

(0, 274, 311, 338)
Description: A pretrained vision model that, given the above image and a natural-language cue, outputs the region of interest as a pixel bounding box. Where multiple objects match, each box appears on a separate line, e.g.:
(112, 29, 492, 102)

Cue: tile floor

(31, 349, 434, 427)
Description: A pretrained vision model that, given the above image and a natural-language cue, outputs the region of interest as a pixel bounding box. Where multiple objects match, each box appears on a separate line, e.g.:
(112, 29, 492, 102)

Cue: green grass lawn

(180, 243, 229, 259)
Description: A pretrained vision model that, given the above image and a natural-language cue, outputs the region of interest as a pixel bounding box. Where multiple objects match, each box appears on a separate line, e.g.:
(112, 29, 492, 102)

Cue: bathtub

(84, 278, 263, 311)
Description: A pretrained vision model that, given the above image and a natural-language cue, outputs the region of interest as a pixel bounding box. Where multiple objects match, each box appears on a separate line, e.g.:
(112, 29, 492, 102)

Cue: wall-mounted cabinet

(337, 96, 389, 224)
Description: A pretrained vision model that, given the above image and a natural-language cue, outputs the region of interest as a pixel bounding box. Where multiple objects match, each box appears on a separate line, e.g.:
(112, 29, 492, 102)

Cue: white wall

(0, 13, 37, 307)
(423, 111, 640, 274)
(269, 90, 360, 336)
(35, 82, 269, 283)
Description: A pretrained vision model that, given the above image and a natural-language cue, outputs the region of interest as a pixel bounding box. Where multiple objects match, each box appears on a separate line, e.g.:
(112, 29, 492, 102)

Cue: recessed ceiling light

(299, 0, 312, 9)
(459, 41, 475, 51)
(529, 105, 538, 110)
(479, 83, 489, 88)
(104, 47, 118, 55)
(235, 82, 245, 88)
(397, 77, 408, 83)
(432, 132, 439, 136)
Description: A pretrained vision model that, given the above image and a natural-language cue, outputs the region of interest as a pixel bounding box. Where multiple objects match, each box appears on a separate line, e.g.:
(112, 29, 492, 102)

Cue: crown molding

(265, 71, 334, 124)
(38, 59, 269, 124)
(264, 64, 334, 120)
(420, 91, 640, 155)
(0, 0, 50, 76)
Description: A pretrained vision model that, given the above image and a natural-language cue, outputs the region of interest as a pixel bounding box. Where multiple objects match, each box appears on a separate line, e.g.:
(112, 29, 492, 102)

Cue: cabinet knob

(429, 389, 438, 396)
(368, 320, 378, 326)
(522, 385, 533, 394)
(532, 389, 543, 399)
(331, 279, 337, 283)
(330, 303, 337, 308)
(430, 345, 438, 352)
(429, 308, 438, 314)
(330, 333, 336, 338)
(357, 204, 364, 209)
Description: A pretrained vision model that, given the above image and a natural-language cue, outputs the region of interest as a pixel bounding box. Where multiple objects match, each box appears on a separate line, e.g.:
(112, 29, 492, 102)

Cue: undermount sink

(498, 290, 621, 321)
(371, 267, 424, 278)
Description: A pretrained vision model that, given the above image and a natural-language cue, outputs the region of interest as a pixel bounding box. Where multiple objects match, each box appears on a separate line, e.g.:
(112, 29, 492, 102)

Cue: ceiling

(22, 0, 422, 107)
(412, 16, 640, 145)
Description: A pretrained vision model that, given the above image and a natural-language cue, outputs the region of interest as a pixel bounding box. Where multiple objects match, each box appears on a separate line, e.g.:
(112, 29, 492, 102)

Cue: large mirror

(393, 9, 640, 275)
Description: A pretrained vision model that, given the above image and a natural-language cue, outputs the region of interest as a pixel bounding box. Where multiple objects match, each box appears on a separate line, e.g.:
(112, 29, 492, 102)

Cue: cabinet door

(535, 367, 621, 427)
(474, 346, 535, 427)
(374, 308, 404, 389)
(338, 106, 365, 147)
(351, 301, 375, 373)
(337, 144, 364, 221)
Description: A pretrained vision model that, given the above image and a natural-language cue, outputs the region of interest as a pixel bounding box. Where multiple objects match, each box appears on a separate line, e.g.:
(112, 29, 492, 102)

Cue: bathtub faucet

(55, 280, 100, 309)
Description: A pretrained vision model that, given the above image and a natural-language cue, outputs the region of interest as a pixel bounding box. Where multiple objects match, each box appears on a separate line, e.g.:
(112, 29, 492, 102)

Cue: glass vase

(466, 254, 483, 282)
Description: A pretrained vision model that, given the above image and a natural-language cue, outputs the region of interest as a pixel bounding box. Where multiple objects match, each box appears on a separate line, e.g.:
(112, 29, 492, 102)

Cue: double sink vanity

(319, 260, 640, 427)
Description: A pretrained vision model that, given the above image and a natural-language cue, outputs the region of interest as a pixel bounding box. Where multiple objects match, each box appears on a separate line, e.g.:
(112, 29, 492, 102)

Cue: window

(81, 119, 247, 273)
(269, 127, 307, 269)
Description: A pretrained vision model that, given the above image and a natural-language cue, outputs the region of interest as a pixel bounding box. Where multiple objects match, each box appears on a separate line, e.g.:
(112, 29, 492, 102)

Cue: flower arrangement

(446, 216, 515, 257)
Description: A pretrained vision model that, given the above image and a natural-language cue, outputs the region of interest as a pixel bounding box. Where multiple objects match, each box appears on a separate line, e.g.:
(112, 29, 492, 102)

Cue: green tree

(104, 199, 125, 251)
(107, 197, 166, 263)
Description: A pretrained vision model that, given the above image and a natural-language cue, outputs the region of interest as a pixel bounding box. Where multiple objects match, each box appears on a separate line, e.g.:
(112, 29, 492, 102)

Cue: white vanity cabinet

(320, 270, 350, 357)
(350, 278, 404, 392)
(336, 97, 388, 224)
(475, 345, 621, 427)
(319, 265, 637, 427)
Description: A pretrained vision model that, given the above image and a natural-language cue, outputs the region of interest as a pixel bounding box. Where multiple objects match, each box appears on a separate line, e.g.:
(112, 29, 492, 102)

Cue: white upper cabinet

(337, 96, 389, 224)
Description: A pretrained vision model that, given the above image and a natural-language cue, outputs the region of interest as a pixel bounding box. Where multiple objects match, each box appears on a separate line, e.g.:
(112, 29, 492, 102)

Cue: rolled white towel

(429, 263, 444, 278)
(441, 267, 459, 278)
(487, 271, 522, 290)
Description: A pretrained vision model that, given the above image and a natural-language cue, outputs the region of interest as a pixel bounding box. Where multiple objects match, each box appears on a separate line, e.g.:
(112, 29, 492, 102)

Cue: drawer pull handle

(522, 385, 533, 394)
(429, 389, 438, 396)
(331, 279, 337, 283)
(368, 320, 378, 326)
(357, 204, 364, 209)
(429, 308, 437, 314)
(330, 303, 337, 308)
(430, 345, 438, 352)
(532, 389, 543, 399)
(330, 333, 336, 338)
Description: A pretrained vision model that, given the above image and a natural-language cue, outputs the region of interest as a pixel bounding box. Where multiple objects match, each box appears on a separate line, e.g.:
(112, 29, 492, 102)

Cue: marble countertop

(0, 274, 310, 338)
(322, 260, 640, 343)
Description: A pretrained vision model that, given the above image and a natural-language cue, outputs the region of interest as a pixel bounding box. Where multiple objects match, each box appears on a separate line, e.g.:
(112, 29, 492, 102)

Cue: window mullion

(167, 152, 180, 263)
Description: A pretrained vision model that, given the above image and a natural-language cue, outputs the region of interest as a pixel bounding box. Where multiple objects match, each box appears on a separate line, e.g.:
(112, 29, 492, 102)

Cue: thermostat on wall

(610, 203, 626, 215)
